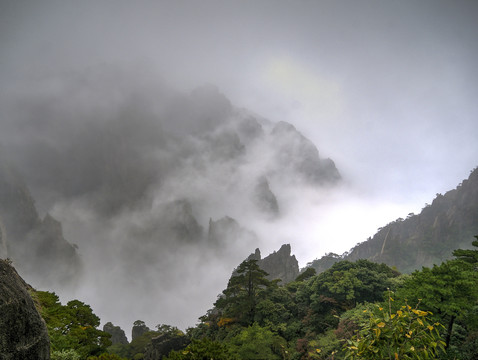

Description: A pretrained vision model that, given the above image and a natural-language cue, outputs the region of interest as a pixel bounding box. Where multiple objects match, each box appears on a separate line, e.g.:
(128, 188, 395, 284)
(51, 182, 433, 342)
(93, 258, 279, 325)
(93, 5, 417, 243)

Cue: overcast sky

(1, 0, 478, 331)
(3, 0, 477, 193)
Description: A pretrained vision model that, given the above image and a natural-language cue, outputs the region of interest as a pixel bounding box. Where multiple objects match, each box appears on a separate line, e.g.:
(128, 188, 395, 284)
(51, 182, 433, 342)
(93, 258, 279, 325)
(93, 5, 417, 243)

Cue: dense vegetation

(32, 236, 478, 359)
(30, 291, 112, 359)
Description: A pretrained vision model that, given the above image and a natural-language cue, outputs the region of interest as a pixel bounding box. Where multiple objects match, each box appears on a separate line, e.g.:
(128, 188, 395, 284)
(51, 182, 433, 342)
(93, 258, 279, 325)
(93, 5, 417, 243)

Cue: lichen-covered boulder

(0, 259, 50, 359)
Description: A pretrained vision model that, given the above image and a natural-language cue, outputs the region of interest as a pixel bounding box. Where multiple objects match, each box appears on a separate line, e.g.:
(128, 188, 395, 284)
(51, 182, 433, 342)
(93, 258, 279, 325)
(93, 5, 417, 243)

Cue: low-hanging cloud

(1, 0, 477, 336)
(0, 68, 350, 334)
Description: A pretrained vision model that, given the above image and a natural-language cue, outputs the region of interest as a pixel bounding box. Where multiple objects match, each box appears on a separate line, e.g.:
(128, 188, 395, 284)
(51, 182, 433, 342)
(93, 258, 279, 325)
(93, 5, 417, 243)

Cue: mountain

(243, 244, 300, 284)
(308, 167, 478, 274)
(2, 79, 340, 219)
(0, 151, 82, 288)
(103, 322, 128, 345)
(0, 72, 341, 330)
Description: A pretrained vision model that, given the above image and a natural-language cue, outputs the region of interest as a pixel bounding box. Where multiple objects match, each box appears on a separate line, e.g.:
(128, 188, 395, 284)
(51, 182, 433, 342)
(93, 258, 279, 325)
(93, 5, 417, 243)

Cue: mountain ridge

(308, 166, 478, 274)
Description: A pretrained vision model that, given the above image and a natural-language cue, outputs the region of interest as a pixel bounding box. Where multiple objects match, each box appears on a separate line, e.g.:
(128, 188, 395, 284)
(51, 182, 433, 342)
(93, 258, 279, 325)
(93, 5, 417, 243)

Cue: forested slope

(309, 167, 478, 274)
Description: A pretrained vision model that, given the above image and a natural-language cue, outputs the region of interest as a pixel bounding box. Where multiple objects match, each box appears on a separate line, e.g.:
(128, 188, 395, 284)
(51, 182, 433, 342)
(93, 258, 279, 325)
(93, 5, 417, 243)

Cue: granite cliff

(309, 167, 478, 274)
(0, 259, 50, 359)
(244, 244, 299, 284)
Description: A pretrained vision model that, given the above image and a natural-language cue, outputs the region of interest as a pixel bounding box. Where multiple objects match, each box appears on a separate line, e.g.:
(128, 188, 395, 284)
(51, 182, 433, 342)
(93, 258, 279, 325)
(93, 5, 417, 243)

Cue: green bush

(344, 298, 445, 360)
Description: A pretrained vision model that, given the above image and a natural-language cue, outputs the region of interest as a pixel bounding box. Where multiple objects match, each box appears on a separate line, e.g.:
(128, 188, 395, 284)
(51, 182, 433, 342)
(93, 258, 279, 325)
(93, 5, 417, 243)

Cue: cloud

(262, 57, 342, 121)
(1, 0, 477, 337)
(0, 67, 347, 335)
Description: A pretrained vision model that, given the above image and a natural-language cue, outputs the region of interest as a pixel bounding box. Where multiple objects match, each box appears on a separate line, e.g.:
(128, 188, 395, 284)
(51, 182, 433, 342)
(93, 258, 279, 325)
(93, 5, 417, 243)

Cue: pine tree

(215, 259, 273, 326)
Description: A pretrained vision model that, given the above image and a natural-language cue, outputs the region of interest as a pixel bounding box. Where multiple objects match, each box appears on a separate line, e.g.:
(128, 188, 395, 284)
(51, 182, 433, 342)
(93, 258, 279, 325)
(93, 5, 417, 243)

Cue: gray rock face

(241, 244, 299, 284)
(309, 167, 478, 275)
(132, 320, 150, 341)
(161, 199, 203, 243)
(253, 177, 279, 218)
(345, 167, 478, 273)
(103, 322, 128, 345)
(259, 244, 299, 284)
(270, 121, 341, 184)
(0, 259, 50, 359)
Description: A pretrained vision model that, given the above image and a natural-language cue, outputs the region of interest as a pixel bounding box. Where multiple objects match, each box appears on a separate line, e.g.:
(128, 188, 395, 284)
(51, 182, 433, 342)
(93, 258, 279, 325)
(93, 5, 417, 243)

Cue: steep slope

(0, 72, 341, 330)
(0, 259, 50, 359)
(259, 244, 300, 284)
(2, 76, 340, 220)
(242, 244, 299, 284)
(0, 151, 82, 288)
(309, 167, 478, 274)
(103, 322, 128, 345)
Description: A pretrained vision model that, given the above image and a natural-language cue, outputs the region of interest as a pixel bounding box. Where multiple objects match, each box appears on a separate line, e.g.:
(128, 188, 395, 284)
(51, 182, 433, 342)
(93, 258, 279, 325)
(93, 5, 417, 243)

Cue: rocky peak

(253, 177, 280, 218)
(247, 248, 261, 261)
(269, 121, 341, 185)
(103, 322, 128, 345)
(162, 199, 203, 242)
(241, 244, 299, 284)
(132, 320, 150, 341)
(259, 244, 299, 284)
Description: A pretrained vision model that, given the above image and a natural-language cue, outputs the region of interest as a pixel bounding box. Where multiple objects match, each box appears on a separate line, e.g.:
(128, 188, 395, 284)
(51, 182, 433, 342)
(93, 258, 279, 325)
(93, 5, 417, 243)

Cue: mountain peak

(240, 244, 299, 284)
(308, 166, 478, 274)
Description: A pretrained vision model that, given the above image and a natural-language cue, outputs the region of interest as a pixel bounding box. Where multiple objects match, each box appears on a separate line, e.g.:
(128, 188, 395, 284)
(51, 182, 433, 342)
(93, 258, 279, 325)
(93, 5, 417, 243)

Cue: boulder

(0, 259, 50, 359)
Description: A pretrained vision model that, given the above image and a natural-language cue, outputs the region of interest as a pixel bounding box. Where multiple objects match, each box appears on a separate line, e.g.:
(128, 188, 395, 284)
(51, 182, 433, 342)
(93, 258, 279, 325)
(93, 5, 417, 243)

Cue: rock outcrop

(253, 177, 279, 218)
(103, 322, 128, 345)
(259, 244, 299, 284)
(161, 199, 203, 243)
(0, 259, 50, 359)
(241, 244, 300, 284)
(132, 320, 150, 341)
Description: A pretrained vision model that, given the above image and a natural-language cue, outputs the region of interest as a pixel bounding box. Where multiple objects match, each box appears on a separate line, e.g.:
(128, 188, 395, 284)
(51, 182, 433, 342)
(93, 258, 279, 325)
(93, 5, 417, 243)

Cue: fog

(1, 0, 477, 335)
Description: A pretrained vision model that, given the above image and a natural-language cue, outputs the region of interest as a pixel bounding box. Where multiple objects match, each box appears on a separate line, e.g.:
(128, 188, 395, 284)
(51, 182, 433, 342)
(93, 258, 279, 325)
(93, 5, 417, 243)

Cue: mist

(1, 0, 477, 336)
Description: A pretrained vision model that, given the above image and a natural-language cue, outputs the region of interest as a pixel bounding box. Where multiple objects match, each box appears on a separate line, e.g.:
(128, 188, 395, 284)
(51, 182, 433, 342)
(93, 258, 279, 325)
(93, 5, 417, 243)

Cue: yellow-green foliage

(344, 296, 446, 360)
